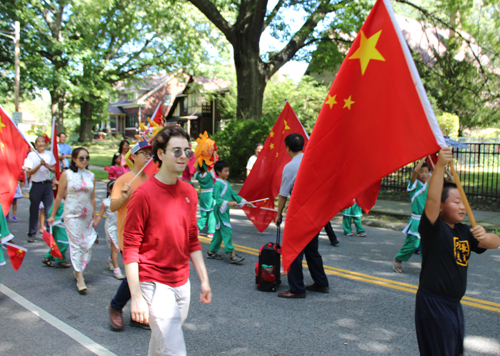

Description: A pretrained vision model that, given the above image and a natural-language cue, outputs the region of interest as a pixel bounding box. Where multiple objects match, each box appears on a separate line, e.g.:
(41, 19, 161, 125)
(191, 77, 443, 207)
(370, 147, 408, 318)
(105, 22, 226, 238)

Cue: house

(105, 73, 230, 139)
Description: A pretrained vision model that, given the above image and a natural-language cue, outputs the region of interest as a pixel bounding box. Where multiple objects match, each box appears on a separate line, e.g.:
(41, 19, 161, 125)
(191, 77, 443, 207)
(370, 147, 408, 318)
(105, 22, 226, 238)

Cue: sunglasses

(78, 156, 90, 162)
(166, 148, 194, 159)
(137, 151, 152, 158)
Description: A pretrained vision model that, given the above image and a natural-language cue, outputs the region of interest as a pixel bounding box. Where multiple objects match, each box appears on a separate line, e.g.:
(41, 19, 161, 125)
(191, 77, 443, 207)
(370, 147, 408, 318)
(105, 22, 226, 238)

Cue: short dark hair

(441, 182, 458, 203)
(151, 125, 190, 167)
(255, 143, 263, 149)
(214, 160, 229, 175)
(284, 133, 304, 153)
(421, 162, 430, 170)
(111, 152, 121, 166)
(106, 180, 115, 197)
(69, 147, 89, 172)
(58, 132, 66, 137)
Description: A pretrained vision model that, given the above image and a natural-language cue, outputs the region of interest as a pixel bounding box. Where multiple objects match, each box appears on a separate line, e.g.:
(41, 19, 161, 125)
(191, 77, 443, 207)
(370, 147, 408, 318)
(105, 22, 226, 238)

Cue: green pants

(395, 234, 421, 262)
(209, 224, 234, 254)
(198, 210, 216, 234)
(44, 226, 69, 263)
(343, 216, 365, 234)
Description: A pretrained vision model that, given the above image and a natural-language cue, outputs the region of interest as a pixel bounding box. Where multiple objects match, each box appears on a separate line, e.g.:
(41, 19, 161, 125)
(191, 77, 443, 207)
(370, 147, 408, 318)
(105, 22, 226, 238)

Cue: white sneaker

(113, 269, 125, 280)
(108, 258, 114, 271)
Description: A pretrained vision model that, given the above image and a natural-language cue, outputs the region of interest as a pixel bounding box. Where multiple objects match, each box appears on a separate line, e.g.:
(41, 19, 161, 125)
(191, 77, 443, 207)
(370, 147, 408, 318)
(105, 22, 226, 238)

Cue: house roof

(192, 76, 231, 92)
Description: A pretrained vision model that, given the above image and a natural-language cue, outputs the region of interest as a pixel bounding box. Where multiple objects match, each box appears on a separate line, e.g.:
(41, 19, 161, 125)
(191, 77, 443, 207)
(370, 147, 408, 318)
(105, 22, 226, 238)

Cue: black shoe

(27, 235, 35, 243)
(130, 318, 151, 330)
(305, 283, 329, 293)
(330, 239, 339, 246)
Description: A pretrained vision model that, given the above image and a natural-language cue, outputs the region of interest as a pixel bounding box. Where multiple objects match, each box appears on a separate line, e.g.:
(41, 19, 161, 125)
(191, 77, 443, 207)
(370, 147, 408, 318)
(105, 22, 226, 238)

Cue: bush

(437, 112, 459, 137)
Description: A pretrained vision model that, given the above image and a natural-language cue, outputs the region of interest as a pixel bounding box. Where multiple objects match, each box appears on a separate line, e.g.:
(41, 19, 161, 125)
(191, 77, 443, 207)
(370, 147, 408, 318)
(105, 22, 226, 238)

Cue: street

(1, 181, 499, 356)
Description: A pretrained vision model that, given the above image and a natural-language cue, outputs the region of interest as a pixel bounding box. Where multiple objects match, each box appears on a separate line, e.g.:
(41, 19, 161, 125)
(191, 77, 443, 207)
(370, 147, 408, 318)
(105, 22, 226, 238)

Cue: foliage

(436, 112, 459, 137)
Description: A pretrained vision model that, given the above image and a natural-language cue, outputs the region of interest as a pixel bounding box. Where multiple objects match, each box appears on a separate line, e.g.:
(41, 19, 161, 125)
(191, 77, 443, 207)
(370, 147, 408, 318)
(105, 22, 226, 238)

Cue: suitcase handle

(276, 226, 281, 246)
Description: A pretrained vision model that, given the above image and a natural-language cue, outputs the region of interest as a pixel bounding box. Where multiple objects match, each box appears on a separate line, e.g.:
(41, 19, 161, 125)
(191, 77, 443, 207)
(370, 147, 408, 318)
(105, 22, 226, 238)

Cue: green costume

(0, 205, 12, 277)
(209, 178, 246, 254)
(342, 201, 365, 234)
(194, 170, 216, 235)
(44, 202, 69, 263)
(395, 179, 428, 261)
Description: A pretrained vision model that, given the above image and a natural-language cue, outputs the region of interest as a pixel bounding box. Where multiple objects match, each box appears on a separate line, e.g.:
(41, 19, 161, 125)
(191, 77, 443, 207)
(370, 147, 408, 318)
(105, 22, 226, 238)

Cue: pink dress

(107, 165, 128, 180)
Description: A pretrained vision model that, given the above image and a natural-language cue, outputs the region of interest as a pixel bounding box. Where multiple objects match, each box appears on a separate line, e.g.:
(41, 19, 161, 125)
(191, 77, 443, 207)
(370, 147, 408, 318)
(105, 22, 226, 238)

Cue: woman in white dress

(48, 147, 97, 294)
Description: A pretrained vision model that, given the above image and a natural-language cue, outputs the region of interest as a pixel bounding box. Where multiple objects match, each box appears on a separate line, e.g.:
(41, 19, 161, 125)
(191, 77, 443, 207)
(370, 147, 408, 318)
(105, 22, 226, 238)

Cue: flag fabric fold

(42, 229, 63, 260)
(281, 0, 446, 271)
(151, 102, 163, 125)
(0, 105, 31, 214)
(239, 102, 309, 232)
(5, 243, 27, 271)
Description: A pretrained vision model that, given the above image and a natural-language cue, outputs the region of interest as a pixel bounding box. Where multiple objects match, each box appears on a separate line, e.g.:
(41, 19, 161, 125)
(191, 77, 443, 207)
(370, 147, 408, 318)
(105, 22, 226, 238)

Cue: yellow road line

(198, 235, 500, 313)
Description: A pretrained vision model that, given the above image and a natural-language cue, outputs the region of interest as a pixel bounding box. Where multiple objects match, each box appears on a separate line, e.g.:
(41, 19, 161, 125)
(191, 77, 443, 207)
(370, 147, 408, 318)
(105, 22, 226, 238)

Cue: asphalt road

(1, 182, 499, 356)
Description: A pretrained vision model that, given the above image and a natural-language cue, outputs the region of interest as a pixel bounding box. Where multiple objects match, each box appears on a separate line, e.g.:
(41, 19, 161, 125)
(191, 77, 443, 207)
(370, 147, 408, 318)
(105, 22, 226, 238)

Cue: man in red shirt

(123, 125, 212, 355)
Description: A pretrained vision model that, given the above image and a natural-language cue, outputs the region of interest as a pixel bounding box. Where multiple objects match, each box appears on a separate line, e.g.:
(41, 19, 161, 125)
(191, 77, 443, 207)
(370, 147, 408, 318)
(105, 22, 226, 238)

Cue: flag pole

(448, 161, 476, 227)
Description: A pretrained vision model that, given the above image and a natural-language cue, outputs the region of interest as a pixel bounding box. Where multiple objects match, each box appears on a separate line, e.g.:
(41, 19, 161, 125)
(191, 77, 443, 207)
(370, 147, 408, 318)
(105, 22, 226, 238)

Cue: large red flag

(151, 102, 163, 125)
(5, 243, 27, 271)
(239, 103, 308, 232)
(0, 105, 31, 214)
(51, 116, 61, 198)
(281, 0, 446, 271)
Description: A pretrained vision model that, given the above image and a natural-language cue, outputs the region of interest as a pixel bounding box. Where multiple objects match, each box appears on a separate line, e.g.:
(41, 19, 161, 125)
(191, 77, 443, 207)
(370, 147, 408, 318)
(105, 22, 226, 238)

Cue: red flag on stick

(5, 243, 27, 271)
(0, 105, 31, 214)
(51, 116, 61, 198)
(42, 230, 63, 260)
(239, 103, 309, 232)
(281, 0, 446, 271)
(143, 159, 160, 178)
(151, 102, 163, 125)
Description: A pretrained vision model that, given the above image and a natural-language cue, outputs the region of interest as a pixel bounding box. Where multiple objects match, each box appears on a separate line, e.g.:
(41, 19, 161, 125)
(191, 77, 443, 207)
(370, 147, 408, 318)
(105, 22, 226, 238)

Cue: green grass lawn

(91, 169, 109, 180)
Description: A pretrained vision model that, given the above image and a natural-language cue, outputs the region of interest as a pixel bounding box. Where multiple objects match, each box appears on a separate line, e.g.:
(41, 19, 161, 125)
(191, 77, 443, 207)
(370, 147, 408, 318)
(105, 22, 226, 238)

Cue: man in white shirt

(246, 143, 263, 177)
(25, 136, 56, 242)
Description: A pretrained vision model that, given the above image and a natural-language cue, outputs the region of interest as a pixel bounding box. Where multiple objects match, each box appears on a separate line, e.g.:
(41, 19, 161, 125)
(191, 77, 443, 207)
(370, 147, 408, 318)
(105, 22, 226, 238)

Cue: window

(190, 93, 198, 107)
(109, 117, 116, 128)
(126, 115, 137, 128)
(164, 93, 171, 105)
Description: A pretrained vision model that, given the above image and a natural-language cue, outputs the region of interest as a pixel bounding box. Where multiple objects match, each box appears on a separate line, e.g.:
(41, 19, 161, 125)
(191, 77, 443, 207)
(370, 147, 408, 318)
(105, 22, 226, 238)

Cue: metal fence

(381, 143, 500, 200)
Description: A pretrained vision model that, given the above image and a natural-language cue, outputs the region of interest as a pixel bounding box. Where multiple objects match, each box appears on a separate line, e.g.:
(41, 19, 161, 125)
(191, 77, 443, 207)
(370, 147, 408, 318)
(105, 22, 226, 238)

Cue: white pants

(140, 280, 191, 356)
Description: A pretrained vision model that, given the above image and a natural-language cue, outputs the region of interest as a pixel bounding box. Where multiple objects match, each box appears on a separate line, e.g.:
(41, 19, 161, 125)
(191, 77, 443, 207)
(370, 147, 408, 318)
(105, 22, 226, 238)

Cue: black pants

(324, 222, 338, 244)
(287, 234, 329, 294)
(415, 288, 464, 356)
(111, 251, 131, 310)
(28, 182, 53, 236)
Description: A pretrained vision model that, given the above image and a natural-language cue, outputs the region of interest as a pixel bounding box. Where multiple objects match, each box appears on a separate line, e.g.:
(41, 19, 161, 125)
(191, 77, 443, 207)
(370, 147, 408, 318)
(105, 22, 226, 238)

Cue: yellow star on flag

(0, 116, 6, 133)
(276, 152, 279, 158)
(269, 143, 275, 150)
(349, 30, 385, 75)
(270, 131, 275, 138)
(344, 96, 355, 110)
(325, 94, 337, 109)
(282, 120, 290, 134)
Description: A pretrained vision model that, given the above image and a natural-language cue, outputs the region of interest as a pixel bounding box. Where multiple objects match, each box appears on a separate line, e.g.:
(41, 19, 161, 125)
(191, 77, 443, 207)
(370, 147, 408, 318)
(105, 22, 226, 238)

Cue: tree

(185, 0, 371, 121)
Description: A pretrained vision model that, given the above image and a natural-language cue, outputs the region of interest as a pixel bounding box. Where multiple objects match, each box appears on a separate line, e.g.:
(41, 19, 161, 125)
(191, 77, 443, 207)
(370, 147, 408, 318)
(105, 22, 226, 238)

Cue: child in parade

(94, 180, 124, 280)
(6, 170, 25, 222)
(105, 153, 129, 180)
(342, 200, 366, 237)
(207, 160, 254, 263)
(393, 158, 430, 273)
(415, 147, 500, 355)
(193, 166, 216, 238)
(42, 195, 71, 268)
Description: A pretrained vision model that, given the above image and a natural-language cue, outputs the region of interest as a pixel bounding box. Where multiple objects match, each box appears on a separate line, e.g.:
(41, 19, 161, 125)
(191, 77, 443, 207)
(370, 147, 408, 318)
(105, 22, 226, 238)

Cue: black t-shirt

(418, 211, 486, 299)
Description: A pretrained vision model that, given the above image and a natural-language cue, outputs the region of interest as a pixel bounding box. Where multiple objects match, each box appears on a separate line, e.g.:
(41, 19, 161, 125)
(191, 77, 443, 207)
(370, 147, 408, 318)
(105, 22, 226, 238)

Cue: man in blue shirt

(57, 132, 72, 169)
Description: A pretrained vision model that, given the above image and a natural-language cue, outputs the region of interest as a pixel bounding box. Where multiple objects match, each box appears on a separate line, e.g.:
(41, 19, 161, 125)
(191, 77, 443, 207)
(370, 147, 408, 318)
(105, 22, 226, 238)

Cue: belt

(201, 189, 213, 193)
(32, 180, 51, 184)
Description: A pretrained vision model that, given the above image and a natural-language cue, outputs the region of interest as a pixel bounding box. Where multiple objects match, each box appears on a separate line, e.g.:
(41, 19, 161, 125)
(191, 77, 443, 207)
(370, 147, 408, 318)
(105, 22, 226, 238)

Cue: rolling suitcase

(255, 227, 281, 292)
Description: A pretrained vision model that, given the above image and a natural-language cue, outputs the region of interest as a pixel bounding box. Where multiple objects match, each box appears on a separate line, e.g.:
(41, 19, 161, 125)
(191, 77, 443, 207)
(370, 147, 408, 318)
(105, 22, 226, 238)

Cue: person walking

(57, 132, 72, 169)
(48, 147, 97, 294)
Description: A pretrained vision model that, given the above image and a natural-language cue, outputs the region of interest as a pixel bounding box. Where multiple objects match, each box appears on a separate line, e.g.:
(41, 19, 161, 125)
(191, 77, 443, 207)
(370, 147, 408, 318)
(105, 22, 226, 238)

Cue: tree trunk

(233, 40, 267, 121)
(50, 89, 65, 132)
(79, 99, 94, 142)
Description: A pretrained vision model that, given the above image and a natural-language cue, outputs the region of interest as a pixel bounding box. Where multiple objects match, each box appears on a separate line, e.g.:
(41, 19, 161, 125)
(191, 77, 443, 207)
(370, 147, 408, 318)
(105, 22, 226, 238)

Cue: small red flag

(0, 105, 31, 214)
(281, 0, 446, 271)
(5, 243, 27, 271)
(51, 117, 61, 198)
(151, 102, 163, 125)
(239, 103, 308, 232)
(143, 159, 160, 177)
(42, 230, 63, 260)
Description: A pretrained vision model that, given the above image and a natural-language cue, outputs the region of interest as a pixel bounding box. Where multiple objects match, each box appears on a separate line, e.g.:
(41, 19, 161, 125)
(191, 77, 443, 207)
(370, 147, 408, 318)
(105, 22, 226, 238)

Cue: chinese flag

(151, 102, 163, 125)
(42, 230, 63, 260)
(239, 103, 309, 232)
(5, 243, 27, 271)
(281, 0, 446, 271)
(0, 105, 31, 214)
(51, 116, 61, 198)
(143, 158, 160, 177)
